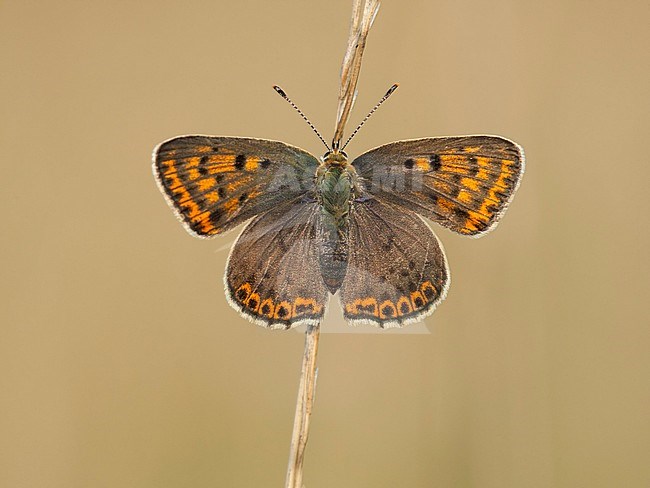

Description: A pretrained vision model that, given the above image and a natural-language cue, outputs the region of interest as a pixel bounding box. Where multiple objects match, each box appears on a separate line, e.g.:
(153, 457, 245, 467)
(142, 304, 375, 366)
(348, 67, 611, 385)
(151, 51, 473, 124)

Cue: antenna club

(273, 85, 288, 97)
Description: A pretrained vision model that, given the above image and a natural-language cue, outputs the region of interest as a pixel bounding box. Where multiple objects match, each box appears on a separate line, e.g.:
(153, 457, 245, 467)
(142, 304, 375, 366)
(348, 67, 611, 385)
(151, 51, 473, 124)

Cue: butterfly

(152, 0, 524, 330)
(153, 125, 523, 330)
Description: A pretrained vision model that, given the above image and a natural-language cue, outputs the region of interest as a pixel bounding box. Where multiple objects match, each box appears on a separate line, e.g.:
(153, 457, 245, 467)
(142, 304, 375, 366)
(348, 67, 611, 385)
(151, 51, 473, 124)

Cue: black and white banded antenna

(273, 85, 331, 152)
(341, 83, 399, 151)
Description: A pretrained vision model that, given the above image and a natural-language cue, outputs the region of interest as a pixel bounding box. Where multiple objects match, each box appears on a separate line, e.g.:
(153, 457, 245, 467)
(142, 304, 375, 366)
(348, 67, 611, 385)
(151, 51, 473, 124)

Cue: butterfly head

(321, 149, 348, 166)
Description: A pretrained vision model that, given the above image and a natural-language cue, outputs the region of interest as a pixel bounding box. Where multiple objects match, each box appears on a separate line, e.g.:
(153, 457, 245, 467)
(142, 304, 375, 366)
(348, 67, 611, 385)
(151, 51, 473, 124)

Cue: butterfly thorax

(316, 152, 361, 226)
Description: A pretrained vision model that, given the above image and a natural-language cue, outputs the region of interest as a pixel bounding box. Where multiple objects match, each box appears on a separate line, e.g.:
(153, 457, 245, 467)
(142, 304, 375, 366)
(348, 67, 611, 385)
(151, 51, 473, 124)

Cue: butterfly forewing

(153, 136, 319, 237)
(340, 198, 449, 328)
(352, 136, 524, 236)
(226, 198, 328, 329)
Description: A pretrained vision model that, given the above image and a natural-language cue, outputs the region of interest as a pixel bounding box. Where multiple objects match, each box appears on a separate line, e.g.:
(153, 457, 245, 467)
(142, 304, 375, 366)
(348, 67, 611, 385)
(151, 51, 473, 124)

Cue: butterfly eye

(322, 150, 348, 163)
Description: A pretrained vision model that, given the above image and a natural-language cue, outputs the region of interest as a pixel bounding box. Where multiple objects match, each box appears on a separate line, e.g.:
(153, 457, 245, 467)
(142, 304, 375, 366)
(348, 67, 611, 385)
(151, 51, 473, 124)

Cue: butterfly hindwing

(153, 135, 319, 237)
(225, 198, 328, 329)
(352, 136, 524, 236)
(340, 197, 449, 328)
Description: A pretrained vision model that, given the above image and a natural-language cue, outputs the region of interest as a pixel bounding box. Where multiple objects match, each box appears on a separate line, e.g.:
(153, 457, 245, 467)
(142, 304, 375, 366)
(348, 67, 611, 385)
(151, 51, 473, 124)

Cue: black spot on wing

(423, 286, 436, 300)
(429, 154, 441, 171)
(235, 154, 246, 170)
(277, 306, 289, 318)
(381, 305, 394, 317)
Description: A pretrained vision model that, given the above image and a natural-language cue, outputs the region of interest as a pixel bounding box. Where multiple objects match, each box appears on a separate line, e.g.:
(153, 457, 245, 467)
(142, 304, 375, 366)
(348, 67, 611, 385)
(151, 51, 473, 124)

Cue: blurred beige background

(1, 0, 649, 487)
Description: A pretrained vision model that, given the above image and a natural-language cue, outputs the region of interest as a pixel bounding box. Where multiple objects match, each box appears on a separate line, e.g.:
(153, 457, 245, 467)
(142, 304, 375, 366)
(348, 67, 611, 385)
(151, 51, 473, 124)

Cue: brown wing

(340, 198, 449, 328)
(352, 136, 524, 237)
(225, 199, 328, 329)
(153, 135, 319, 238)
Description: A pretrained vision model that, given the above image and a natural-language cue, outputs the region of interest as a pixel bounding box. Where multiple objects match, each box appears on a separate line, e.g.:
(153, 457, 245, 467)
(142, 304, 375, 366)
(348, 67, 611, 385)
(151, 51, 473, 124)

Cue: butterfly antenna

(273, 85, 331, 151)
(341, 83, 399, 151)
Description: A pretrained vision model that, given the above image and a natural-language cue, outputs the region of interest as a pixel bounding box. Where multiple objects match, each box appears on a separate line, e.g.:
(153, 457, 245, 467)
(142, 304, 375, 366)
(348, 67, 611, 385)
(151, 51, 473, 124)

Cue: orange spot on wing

(437, 197, 455, 213)
(441, 164, 469, 174)
(500, 160, 515, 177)
(457, 190, 473, 204)
(468, 210, 490, 223)
(463, 146, 481, 153)
(181, 200, 201, 218)
(227, 178, 249, 193)
(166, 176, 183, 191)
(197, 178, 216, 191)
(433, 181, 452, 194)
(193, 211, 217, 234)
(211, 155, 235, 164)
(477, 157, 492, 168)
(177, 191, 194, 203)
(184, 157, 200, 168)
(205, 191, 219, 203)
(189, 210, 209, 222)
(415, 157, 431, 171)
(462, 219, 479, 233)
(461, 177, 480, 191)
(224, 198, 239, 214)
(440, 154, 466, 164)
(245, 156, 260, 171)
